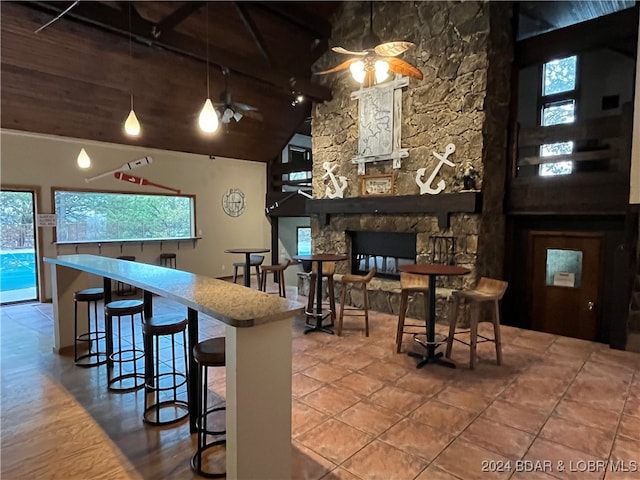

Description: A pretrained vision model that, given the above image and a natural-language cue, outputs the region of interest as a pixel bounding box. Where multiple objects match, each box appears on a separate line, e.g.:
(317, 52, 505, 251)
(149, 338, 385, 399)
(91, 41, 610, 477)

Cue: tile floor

(1, 285, 639, 480)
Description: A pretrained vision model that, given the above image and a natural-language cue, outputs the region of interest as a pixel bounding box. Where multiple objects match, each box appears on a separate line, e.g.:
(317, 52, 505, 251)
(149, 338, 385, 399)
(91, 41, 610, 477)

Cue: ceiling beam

(151, 2, 205, 39)
(250, 2, 332, 40)
(233, 2, 273, 67)
(27, 1, 332, 102)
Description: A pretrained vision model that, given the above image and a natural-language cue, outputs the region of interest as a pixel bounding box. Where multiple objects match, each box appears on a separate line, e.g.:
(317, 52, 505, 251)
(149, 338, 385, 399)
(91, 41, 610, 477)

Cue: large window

(54, 189, 195, 243)
(539, 55, 577, 176)
(296, 227, 311, 255)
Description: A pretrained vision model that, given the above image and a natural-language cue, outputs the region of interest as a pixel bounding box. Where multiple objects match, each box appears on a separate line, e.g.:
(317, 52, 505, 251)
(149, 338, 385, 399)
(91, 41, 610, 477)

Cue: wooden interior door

(528, 231, 603, 341)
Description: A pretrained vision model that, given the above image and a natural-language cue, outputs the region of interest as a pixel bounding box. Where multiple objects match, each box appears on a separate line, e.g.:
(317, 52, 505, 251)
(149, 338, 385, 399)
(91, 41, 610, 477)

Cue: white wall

(277, 217, 310, 285)
(0, 130, 271, 298)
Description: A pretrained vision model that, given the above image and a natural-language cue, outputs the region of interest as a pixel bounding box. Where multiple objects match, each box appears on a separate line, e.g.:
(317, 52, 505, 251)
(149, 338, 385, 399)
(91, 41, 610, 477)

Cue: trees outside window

(54, 190, 195, 242)
(539, 55, 577, 176)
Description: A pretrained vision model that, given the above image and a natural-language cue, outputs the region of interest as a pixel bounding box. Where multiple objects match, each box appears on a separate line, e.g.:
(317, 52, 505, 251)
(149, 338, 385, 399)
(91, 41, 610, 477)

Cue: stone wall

(309, 1, 513, 316)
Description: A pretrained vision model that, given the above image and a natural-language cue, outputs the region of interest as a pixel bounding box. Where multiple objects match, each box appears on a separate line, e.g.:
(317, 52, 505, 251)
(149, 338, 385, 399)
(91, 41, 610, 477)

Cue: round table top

(294, 254, 348, 262)
(399, 264, 471, 276)
(225, 248, 270, 254)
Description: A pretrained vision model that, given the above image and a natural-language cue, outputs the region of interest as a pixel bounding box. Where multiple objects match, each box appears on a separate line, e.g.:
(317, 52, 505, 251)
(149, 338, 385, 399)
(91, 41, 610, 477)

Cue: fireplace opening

(348, 231, 417, 279)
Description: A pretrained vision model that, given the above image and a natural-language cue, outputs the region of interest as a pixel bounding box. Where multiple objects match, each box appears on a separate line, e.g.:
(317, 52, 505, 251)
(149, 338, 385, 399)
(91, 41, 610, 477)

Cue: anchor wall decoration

(322, 162, 348, 199)
(416, 143, 456, 195)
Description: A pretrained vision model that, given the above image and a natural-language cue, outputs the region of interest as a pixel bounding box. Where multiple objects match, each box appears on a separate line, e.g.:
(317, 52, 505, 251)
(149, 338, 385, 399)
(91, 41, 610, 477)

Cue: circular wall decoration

(222, 188, 246, 217)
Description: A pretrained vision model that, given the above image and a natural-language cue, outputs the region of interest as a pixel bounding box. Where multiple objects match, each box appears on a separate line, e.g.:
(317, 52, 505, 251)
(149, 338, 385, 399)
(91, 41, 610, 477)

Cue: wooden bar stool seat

(74, 287, 107, 367)
(338, 268, 376, 336)
(395, 272, 430, 353)
(260, 260, 292, 297)
(306, 261, 336, 327)
(191, 337, 226, 478)
(445, 277, 508, 369)
(142, 314, 189, 426)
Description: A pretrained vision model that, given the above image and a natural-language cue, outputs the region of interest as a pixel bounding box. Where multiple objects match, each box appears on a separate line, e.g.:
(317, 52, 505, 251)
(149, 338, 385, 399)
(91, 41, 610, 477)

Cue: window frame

(537, 55, 580, 176)
(296, 226, 312, 256)
(51, 186, 198, 245)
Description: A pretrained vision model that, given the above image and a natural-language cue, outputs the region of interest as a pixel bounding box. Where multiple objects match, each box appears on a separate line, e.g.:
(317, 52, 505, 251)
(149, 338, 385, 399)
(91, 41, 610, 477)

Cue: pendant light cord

(205, 2, 210, 98)
(128, 3, 134, 110)
(369, 1, 373, 34)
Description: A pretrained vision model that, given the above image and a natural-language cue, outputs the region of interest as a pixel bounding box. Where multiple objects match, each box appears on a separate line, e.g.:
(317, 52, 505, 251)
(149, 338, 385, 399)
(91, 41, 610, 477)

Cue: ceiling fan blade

(233, 101, 259, 112)
(242, 109, 263, 121)
(314, 58, 360, 75)
(332, 46, 368, 56)
(386, 57, 423, 80)
(374, 41, 416, 57)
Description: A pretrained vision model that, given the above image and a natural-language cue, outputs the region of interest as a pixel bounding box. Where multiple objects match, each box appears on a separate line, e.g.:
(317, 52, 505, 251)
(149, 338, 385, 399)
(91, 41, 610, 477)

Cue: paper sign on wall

(553, 271, 575, 287)
(36, 214, 57, 227)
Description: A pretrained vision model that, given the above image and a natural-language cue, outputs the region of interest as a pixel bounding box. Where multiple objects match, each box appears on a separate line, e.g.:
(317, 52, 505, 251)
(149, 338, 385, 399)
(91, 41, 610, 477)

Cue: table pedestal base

(304, 310, 334, 335)
(408, 350, 456, 369)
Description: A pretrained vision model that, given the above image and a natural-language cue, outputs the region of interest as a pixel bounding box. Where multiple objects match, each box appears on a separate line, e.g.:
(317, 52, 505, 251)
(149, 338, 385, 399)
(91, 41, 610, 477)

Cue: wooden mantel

(305, 191, 482, 229)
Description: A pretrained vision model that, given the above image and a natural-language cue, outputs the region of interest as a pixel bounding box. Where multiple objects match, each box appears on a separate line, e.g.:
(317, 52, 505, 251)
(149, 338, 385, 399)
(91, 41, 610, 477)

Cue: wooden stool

(260, 260, 292, 297)
(159, 253, 177, 269)
(116, 256, 137, 296)
(306, 261, 336, 327)
(338, 268, 376, 336)
(232, 255, 264, 289)
(105, 299, 145, 392)
(395, 272, 430, 353)
(445, 277, 508, 369)
(191, 337, 226, 478)
(142, 314, 189, 425)
(74, 287, 107, 367)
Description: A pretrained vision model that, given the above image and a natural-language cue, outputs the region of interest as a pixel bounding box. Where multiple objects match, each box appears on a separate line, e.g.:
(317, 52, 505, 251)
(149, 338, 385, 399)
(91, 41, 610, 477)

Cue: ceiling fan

(315, 2, 423, 87)
(216, 67, 263, 124)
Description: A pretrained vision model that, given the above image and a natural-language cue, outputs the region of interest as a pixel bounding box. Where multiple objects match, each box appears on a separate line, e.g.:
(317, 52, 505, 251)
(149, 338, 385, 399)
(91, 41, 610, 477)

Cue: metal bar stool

(116, 256, 137, 296)
(142, 313, 189, 425)
(338, 268, 376, 336)
(105, 299, 145, 392)
(306, 261, 337, 327)
(191, 337, 226, 478)
(445, 277, 508, 369)
(159, 253, 177, 269)
(232, 255, 264, 289)
(259, 260, 292, 298)
(74, 287, 107, 367)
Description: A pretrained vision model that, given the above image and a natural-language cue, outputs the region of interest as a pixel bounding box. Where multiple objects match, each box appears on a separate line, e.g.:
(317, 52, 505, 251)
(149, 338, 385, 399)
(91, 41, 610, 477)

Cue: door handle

(587, 301, 595, 311)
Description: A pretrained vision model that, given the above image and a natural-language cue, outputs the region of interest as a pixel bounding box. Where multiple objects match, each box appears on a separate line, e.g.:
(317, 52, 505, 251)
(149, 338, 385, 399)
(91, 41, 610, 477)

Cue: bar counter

(44, 254, 303, 480)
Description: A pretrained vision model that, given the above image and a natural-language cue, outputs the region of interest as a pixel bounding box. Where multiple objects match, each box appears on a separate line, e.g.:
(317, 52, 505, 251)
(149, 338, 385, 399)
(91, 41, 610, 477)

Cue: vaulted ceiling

(1, 1, 340, 163)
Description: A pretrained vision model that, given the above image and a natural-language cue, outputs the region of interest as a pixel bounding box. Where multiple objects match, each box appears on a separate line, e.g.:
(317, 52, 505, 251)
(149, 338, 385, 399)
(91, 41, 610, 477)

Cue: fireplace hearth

(349, 231, 417, 279)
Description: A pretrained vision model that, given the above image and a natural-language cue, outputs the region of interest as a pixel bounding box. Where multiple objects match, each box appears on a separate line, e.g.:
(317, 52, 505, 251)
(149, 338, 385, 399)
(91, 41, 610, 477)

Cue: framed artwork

(361, 174, 394, 197)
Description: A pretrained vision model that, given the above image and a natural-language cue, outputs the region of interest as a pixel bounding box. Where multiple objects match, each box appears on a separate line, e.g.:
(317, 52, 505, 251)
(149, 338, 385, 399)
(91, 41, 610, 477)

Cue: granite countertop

(45, 254, 304, 327)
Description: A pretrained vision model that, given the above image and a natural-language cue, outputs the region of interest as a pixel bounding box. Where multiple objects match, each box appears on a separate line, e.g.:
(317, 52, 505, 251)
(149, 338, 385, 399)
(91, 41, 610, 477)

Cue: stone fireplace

(304, 1, 513, 320)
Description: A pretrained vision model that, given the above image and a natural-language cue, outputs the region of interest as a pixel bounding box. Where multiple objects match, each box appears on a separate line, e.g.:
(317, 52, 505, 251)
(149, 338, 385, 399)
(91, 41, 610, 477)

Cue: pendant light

(124, 3, 141, 137)
(198, 3, 219, 133)
(77, 148, 91, 169)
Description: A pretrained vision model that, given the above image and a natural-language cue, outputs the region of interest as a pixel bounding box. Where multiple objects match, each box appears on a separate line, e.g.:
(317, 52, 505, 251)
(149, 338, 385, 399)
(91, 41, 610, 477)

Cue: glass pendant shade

(350, 60, 366, 84)
(124, 109, 141, 136)
(77, 148, 91, 169)
(199, 98, 219, 133)
(375, 60, 390, 83)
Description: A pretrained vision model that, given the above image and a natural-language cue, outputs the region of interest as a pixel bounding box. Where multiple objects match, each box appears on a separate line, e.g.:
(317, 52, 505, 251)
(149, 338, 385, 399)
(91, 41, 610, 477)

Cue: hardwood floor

(1, 285, 639, 479)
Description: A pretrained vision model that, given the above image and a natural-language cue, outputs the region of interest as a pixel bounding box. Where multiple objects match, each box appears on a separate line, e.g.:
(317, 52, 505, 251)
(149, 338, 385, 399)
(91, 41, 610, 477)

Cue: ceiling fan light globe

(350, 60, 366, 83)
(124, 109, 141, 136)
(199, 98, 220, 133)
(375, 60, 390, 83)
(233, 111, 243, 122)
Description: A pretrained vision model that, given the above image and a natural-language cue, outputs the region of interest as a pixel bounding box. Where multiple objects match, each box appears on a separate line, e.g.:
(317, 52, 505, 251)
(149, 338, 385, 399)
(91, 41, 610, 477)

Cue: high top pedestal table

(294, 253, 348, 335)
(224, 248, 270, 288)
(398, 263, 470, 369)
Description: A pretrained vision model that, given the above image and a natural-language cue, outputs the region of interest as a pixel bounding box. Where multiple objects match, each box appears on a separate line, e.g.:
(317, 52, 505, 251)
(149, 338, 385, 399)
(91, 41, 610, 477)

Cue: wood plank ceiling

(1, 1, 340, 162)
